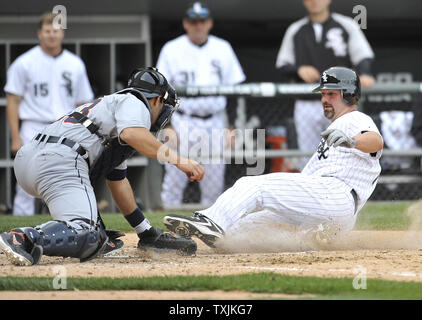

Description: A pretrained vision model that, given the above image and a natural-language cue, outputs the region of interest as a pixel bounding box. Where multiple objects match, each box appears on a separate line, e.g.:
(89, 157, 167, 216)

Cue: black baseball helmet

(185, 2, 211, 20)
(312, 66, 361, 106)
(127, 67, 179, 106)
(127, 67, 180, 132)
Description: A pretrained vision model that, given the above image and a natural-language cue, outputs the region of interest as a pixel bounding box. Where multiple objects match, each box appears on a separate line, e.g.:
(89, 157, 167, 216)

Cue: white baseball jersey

(158, 34, 245, 207)
(5, 45, 93, 216)
(199, 110, 382, 239)
(275, 13, 375, 170)
(156, 34, 245, 116)
(302, 110, 382, 211)
(4, 45, 94, 122)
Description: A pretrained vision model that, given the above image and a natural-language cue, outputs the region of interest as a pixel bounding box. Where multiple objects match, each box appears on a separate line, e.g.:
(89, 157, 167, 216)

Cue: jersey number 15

(34, 83, 49, 97)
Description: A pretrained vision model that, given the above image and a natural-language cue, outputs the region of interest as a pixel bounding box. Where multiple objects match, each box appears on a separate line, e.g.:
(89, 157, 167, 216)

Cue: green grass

(1, 273, 421, 299)
(1, 203, 421, 300)
(354, 201, 414, 230)
(0, 211, 191, 233)
(0, 201, 416, 233)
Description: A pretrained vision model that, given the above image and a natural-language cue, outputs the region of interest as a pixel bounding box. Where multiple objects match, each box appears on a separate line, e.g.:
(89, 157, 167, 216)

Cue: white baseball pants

(198, 172, 357, 236)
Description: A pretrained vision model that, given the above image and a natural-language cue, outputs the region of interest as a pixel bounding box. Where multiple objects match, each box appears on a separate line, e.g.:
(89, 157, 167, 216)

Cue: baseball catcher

(0, 67, 203, 266)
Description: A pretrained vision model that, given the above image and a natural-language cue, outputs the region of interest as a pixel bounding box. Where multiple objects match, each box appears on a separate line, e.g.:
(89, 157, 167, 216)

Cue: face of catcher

(149, 96, 165, 125)
(320, 89, 355, 122)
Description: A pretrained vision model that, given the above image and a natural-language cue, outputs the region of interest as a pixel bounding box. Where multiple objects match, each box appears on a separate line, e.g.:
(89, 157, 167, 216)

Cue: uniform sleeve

(359, 114, 381, 135)
(115, 95, 152, 136)
(4, 58, 27, 97)
(75, 62, 94, 105)
(156, 44, 172, 81)
(275, 25, 297, 69)
(341, 16, 375, 66)
(223, 43, 246, 85)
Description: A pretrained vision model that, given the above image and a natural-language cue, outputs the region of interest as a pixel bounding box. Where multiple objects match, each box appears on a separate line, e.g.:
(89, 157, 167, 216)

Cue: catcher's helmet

(185, 2, 211, 20)
(127, 67, 179, 108)
(127, 67, 180, 132)
(312, 66, 361, 106)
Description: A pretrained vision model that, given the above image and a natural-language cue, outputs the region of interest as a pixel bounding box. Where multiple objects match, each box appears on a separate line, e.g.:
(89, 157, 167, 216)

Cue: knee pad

(23, 221, 106, 261)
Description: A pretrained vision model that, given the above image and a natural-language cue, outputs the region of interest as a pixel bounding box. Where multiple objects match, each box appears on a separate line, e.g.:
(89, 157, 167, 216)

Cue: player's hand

(321, 129, 357, 148)
(359, 75, 376, 88)
(297, 65, 320, 83)
(11, 137, 23, 155)
(176, 159, 205, 182)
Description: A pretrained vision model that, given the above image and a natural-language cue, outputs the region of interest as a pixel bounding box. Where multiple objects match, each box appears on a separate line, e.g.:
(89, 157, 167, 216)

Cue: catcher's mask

(312, 66, 361, 106)
(127, 67, 180, 133)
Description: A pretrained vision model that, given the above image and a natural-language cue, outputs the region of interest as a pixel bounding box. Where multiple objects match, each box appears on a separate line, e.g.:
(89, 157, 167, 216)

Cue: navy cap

(185, 2, 211, 20)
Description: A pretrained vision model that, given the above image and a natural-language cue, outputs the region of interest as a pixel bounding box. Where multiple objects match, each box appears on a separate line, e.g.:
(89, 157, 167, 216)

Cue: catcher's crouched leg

(11, 220, 109, 265)
(138, 227, 197, 255)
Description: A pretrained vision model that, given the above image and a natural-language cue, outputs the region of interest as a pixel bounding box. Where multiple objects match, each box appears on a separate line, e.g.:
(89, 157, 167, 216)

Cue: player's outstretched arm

(321, 129, 383, 153)
(353, 131, 383, 153)
(120, 127, 204, 181)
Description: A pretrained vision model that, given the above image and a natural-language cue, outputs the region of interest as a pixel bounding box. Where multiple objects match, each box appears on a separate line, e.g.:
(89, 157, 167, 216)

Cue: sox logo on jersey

(317, 139, 329, 160)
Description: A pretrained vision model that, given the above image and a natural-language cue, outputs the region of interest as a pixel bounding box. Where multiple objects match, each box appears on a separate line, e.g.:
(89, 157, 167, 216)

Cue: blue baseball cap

(185, 2, 211, 20)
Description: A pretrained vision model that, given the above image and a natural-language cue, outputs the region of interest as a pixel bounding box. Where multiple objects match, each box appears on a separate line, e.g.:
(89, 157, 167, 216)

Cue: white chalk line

(239, 266, 422, 279)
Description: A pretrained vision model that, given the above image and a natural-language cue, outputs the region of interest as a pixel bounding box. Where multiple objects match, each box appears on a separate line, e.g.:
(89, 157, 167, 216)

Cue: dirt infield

(1, 230, 422, 280)
(1, 230, 422, 299)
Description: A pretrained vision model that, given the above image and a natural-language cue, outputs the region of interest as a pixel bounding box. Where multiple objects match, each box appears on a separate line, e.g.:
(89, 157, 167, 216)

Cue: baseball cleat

(101, 238, 124, 257)
(0, 232, 35, 266)
(163, 213, 225, 248)
(137, 227, 197, 256)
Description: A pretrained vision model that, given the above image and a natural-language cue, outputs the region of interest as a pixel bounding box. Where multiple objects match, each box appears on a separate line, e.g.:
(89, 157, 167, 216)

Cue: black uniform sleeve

(277, 64, 300, 82)
(355, 58, 374, 76)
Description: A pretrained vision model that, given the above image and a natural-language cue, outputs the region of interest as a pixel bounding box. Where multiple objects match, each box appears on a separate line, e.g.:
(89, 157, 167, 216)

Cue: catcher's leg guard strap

(24, 221, 106, 261)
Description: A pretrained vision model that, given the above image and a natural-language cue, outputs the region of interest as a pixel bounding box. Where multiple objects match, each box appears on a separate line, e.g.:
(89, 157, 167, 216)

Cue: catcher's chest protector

(89, 88, 151, 185)
(89, 138, 136, 186)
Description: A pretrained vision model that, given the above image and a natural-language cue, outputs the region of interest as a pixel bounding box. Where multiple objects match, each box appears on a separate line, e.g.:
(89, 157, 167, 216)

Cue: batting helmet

(312, 66, 361, 106)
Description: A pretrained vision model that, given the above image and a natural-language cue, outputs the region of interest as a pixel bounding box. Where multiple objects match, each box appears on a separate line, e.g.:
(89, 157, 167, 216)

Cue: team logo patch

(317, 139, 329, 160)
(322, 72, 328, 82)
(325, 28, 347, 57)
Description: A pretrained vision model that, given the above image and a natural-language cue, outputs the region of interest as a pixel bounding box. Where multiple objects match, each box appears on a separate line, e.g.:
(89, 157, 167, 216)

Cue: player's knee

(25, 221, 104, 260)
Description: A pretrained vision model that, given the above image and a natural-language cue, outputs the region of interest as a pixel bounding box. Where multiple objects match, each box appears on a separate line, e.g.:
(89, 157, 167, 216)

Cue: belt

(177, 109, 213, 120)
(35, 133, 87, 158)
(351, 189, 358, 215)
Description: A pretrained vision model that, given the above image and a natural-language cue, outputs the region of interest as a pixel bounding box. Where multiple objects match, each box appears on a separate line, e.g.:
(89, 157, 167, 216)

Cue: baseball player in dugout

(164, 67, 383, 249)
(157, 2, 246, 207)
(4, 13, 94, 216)
(0, 67, 203, 266)
(275, 0, 376, 170)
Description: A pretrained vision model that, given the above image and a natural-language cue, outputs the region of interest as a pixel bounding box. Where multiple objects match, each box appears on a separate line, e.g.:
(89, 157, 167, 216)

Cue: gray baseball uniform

(14, 93, 151, 230)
